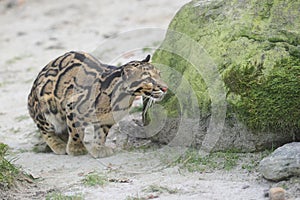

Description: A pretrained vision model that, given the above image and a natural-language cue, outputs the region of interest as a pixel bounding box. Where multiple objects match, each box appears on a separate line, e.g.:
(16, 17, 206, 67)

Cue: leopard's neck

(100, 68, 135, 118)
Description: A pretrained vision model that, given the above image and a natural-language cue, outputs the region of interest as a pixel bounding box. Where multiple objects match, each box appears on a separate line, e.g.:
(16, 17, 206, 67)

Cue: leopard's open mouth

(142, 87, 166, 113)
(143, 86, 167, 102)
(150, 90, 166, 102)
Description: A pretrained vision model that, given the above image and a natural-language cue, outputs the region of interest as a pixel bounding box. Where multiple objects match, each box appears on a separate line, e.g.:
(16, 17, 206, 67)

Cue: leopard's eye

(145, 82, 153, 87)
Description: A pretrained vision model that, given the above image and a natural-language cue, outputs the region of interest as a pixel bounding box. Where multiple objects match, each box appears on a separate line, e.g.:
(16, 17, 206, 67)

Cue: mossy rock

(149, 0, 300, 151)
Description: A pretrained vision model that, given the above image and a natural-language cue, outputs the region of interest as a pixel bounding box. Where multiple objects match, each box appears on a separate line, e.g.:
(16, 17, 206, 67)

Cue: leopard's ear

(141, 55, 151, 62)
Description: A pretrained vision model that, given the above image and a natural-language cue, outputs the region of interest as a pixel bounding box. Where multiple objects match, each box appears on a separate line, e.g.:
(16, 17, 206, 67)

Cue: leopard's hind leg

(30, 96, 67, 154)
(35, 116, 67, 155)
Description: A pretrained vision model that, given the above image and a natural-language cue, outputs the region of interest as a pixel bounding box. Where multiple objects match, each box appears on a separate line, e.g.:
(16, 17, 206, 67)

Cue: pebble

(269, 187, 286, 200)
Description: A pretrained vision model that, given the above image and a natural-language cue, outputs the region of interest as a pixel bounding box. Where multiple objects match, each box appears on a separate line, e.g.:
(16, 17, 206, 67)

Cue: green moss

(174, 148, 240, 172)
(225, 57, 300, 131)
(82, 172, 107, 187)
(151, 0, 300, 134)
(45, 192, 83, 200)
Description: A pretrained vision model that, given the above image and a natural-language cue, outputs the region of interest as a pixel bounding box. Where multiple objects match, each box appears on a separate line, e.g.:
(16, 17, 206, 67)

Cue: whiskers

(142, 95, 154, 120)
(141, 89, 166, 121)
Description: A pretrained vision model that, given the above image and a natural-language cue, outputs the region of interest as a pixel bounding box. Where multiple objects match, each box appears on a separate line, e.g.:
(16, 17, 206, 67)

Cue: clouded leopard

(28, 51, 167, 158)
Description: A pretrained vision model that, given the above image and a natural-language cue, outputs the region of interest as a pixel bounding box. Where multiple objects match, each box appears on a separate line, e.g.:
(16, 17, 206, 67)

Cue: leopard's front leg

(41, 130, 67, 155)
(65, 112, 88, 156)
(87, 125, 114, 158)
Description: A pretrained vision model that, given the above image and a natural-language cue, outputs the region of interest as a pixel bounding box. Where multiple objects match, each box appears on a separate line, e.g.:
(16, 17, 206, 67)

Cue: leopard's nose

(161, 87, 168, 92)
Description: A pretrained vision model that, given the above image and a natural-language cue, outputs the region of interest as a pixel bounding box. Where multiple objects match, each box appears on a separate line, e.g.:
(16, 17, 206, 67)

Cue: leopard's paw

(51, 143, 67, 155)
(89, 145, 114, 158)
(66, 141, 88, 156)
(45, 137, 67, 155)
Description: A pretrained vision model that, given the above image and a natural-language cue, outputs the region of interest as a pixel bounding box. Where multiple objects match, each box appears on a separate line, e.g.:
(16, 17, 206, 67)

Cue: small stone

(259, 142, 300, 181)
(269, 187, 286, 200)
(242, 185, 250, 189)
(264, 189, 269, 198)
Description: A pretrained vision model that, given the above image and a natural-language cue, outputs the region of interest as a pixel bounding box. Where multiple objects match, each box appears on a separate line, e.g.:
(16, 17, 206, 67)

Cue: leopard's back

(28, 51, 108, 125)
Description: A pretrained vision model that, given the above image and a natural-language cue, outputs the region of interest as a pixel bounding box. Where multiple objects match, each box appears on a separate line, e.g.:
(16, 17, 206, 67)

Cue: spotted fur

(28, 51, 167, 158)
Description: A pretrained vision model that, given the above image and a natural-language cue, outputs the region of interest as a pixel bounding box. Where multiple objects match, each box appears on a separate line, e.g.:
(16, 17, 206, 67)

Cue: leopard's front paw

(66, 141, 88, 156)
(89, 145, 114, 158)
(44, 137, 67, 155)
(51, 143, 67, 155)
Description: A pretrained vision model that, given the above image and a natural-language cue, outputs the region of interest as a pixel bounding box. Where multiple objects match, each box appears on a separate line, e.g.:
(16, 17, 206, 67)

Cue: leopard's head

(121, 55, 167, 102)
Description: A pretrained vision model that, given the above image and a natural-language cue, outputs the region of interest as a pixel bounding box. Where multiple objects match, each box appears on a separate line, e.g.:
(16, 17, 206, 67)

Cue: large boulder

(148, 0, 300, 152)
(259, 142, 300, 181)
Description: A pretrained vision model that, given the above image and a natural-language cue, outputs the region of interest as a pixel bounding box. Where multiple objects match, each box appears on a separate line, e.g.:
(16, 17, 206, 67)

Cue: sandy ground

(0, 0, 298, 199)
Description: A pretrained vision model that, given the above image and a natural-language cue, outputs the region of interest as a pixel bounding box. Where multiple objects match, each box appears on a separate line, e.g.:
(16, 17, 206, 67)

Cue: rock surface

(149, 0, 300, 152)
(259, 142, 300, 181)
